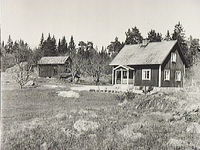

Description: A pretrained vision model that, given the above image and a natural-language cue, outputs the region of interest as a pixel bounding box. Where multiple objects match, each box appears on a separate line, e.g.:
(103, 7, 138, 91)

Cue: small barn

(110, 40, 188, 87)
(38, 56, 72, 78)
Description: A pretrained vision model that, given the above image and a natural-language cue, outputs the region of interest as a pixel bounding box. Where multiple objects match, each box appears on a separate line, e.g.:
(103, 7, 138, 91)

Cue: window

(142, 69, 151, 80)
(123, 71, 127, 78)
(164, 70, 170, 81)
(171, 52, 176, 62)
(175, 71, 181, 81)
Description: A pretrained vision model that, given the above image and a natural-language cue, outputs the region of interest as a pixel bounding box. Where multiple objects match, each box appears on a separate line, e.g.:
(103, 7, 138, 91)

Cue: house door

(116, 70, 121, 84)
(53, 67, 58, 76)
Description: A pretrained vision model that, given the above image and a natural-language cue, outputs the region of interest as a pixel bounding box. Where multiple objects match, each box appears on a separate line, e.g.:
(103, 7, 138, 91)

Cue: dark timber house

(38, 56, 72, 78)
(109, 40, 187, 87)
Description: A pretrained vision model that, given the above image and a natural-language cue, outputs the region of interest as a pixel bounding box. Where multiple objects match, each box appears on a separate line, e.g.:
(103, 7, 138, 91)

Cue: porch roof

(113, 65, 134, 70)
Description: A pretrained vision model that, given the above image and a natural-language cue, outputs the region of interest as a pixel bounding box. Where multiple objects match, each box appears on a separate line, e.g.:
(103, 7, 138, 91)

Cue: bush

(141, 86, 154, 94)
(124, 91, 136, 100)
(134, 92, 178, 112)
(116, 91, 136, 102)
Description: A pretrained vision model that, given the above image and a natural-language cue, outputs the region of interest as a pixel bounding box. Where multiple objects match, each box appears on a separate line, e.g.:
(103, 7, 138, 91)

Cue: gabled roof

(110, 40, 180, 66)
(38, 56, 70, 65)
(113, 65, 135, 70)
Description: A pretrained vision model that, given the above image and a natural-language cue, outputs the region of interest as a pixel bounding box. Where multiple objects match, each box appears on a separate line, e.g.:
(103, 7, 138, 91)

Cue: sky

(1, 0, 200, 49)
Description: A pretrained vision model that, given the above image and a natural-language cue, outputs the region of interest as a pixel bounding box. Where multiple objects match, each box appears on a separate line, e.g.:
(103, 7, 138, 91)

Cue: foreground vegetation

(2, 81, 200, 149)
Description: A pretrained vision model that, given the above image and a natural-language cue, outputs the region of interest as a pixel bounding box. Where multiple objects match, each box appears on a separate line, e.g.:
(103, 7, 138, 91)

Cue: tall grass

(2, 89, 200, 149)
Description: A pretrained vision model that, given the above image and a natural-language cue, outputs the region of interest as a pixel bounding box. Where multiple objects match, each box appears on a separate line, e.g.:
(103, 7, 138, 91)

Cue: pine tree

(172, 22, 185, 42)
(12, 40, 33, 63)
(99, 46, 110, 62)
(60, 36, 68, 54)
(34, 33, 45, 60)
(83, 41, 94, 59)
(172, 22, 190, 65)
(86, 41, 94, 50)
(5, 35, 14, 53)
(156, 33, 162, 42)
(57, 37, 68, 55)
(39, 33, 44, 47)
(107, 37, 124, 58)
(77, 41, 87, 58)
(51, 35, 57, 55)
(147, 29, 162, 42)
(57, 39, 61, 55)
(68, 36, 76, 55)
(164, 30, 171, 41)
(78, 41, 87, 50)
(42, 34, 57, 56)
(125, 27, 143, 45)
(188, 37, 200, 65)
(172, 22, 186, 48)
(78, 41, 87, 48)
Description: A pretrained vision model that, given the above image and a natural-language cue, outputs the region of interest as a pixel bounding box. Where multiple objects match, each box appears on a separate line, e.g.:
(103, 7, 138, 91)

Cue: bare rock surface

(167, 138, 188, 148)
(57, 91, 80, 98)
(148, 112, 172, 122)
(184, 103, 200, 112)
(73, 119, 99, 132)
(40, 142, 48, 150)
(24, 80, 34, 87)
(118, 123, 144, 141)
(186, 122, 200, 134)
(78, 109, 98, 118)
(118, 99, 128, 106)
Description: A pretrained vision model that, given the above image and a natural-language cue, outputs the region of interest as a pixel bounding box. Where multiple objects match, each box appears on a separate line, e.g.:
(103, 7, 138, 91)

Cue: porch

(112, 65, 135, 85)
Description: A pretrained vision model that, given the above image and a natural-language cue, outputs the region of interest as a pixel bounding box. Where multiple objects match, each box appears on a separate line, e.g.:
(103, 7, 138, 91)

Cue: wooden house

(109, 40, 187, 87)
(38, 56, 72, 78)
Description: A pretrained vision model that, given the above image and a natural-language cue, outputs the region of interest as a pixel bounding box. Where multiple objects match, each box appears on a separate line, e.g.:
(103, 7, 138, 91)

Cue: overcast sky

(1, 0, 200, 49)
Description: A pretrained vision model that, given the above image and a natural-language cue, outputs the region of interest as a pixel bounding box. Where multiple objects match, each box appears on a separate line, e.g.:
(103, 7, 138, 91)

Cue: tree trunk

(95, 73, 100, 85)
(20, 83, 23, 89)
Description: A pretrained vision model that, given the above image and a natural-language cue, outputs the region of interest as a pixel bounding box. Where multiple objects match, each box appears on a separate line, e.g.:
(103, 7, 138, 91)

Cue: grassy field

(1, 78, 118, 149)
(1, 73, 200, 150)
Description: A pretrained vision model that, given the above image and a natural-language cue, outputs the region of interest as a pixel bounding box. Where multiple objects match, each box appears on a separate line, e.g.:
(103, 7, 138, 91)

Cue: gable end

(161, 42, 188, 67)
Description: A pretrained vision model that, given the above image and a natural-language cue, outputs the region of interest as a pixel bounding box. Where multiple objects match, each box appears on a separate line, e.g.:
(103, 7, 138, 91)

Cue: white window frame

(164, 69, 170, 81)
(175, 71, 181, 81)
(171, 52, 177, 63)
(142, 69, 151, 80)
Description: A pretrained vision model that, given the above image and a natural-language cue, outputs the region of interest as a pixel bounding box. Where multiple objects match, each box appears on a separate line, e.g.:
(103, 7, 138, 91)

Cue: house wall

(130, 65, 159, 87)
(38, 58, 72, 78)
(38, 62, 70, 78)
(161, 45, 184, 87)
(38, 64, 62, 77)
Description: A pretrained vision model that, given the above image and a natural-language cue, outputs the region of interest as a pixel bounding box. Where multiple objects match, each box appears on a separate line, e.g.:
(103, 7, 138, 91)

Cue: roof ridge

(110, 40, 177, 66)
(38, 56, 69, 65)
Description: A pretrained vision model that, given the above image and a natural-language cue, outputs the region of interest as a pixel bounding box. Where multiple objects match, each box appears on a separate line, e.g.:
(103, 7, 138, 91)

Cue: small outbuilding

(38, 56, 72, 78)
(110, 40, 188, 87)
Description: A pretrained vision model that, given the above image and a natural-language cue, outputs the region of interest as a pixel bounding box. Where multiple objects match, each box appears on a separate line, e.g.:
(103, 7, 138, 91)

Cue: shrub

(115, 94, 126, 103)
(116, 91, 136, 102)
(124, 91, 136, 100)
(142, 86, 154, 94)
(134, 92, 178, 112)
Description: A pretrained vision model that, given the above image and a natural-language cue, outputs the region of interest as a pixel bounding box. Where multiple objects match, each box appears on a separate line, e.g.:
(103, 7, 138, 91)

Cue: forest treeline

(1, 22, 200, 83)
